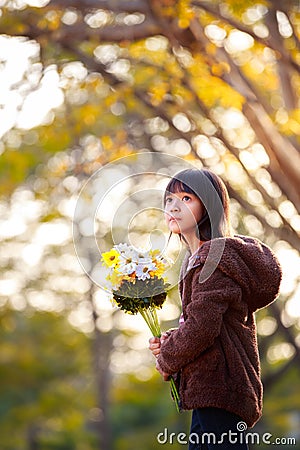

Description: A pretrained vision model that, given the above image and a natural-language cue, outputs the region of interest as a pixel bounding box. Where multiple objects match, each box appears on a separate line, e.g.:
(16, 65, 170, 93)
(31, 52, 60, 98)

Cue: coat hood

(190, 235, 282, 312)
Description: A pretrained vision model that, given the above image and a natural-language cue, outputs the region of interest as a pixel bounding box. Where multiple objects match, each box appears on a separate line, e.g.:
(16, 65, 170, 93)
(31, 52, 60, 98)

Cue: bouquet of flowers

(101, 243, 180, 412)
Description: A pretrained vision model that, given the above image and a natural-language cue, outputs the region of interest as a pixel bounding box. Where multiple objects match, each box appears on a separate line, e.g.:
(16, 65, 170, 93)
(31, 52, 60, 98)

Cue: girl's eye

(182, 195, 191, 202)
(165, 197, 173, 203)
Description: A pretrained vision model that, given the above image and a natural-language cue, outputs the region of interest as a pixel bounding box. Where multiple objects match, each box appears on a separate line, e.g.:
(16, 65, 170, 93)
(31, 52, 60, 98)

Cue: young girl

(149, 168, 282, 449)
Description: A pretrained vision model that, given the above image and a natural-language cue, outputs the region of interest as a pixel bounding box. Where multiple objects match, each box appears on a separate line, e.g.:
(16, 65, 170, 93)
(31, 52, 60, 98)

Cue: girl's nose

(170, 199, 180, 211)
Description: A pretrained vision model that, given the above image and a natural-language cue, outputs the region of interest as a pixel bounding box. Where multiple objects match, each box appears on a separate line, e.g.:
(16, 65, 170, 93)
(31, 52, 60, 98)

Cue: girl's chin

(168, 224, 181, 234)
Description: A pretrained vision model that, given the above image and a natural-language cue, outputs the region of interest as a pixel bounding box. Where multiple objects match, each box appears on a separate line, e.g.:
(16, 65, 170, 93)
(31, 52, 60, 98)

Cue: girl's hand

(160, 331, 171, 343)
(149, 336, 161, 358)
(155, 360, 171, 381)
(149, 332, 170, 358)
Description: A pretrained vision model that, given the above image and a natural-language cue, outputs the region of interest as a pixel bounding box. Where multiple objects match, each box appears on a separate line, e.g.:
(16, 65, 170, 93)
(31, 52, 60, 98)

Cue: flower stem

(138, 306, 180, 413)
(139, 307, 161, 337)
(170, 378, 180, 413)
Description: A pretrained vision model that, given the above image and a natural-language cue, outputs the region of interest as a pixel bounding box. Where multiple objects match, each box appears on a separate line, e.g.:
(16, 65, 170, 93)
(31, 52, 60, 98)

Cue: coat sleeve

(157, 267, 242, 374)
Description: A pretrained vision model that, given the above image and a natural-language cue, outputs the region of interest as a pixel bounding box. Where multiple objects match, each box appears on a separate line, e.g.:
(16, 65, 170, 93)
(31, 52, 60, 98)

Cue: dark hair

(164, 168, 232, 241)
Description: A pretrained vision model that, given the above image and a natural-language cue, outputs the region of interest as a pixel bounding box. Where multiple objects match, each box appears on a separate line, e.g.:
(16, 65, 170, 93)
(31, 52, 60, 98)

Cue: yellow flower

(151, 259, 166, 278)
(107, 269, 123, 287)
(102, 249, 120, 267)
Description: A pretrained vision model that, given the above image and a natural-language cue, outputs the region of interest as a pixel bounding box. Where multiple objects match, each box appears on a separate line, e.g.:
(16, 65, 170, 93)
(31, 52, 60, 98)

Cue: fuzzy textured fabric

(157, 235, 282, 428)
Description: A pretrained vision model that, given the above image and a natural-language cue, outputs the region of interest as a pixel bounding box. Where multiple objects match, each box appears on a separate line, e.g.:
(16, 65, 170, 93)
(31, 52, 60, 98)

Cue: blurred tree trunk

(90, 288, 113, 450)
(27, 425, 40, 450)
(265, 4, 297, 111)
(242, 101, 300, 210)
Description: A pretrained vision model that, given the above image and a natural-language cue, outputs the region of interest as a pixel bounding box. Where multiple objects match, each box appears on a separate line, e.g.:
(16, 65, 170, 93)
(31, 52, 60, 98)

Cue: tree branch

(263, 302, 300, 391)
(192, 0, 300, 75)
(48, 0, 149, 14)
(60, 19, 159, 43)
(3, 14, 160, 44)
(285, 11, 300, 53)
(178, 70, 297, 237)
(188, 16, 300, 212)
(243, 101, 300, 211)
(269, 302, 300, 358)
(61, 41, 124, 86)
(264, 6, 297, 110)
(226, 183, 300, 250)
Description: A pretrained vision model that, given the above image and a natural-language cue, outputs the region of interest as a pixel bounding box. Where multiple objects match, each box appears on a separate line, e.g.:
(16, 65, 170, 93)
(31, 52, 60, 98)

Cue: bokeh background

(0, 0, 300, 449)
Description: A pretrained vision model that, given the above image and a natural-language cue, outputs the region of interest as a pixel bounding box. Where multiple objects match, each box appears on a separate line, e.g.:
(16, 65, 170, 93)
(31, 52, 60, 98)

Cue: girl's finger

(149, 336, 160, 344)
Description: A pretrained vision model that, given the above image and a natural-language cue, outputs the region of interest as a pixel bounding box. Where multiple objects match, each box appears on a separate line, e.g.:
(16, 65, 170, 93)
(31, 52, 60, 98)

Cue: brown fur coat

(157, 235, 282, 427)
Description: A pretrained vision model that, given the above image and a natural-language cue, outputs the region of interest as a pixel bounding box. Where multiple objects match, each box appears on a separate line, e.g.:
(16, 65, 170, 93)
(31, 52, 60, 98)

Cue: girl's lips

(169, 217, 180, 222)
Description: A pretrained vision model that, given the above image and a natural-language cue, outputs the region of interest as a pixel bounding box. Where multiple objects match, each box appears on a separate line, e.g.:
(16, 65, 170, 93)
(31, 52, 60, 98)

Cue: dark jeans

(188, 407, 249, 450)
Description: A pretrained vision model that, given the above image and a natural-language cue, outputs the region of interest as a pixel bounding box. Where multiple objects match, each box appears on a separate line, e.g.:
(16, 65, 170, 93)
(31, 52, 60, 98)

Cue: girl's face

(164, 190, 204, 236)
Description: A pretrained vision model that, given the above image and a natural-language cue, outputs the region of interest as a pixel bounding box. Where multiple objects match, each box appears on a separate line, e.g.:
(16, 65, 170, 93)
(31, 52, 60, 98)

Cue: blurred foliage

(0, 307, 190, 449)
(0, 308, 95, 449)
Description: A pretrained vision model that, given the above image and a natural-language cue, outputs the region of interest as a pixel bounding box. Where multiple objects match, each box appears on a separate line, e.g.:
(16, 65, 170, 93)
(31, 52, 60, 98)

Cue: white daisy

(135, 262, 157, 280)
(114, 243, 130, 254)
(122, 246, 140, 262)
(118, 258, 137, 275)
